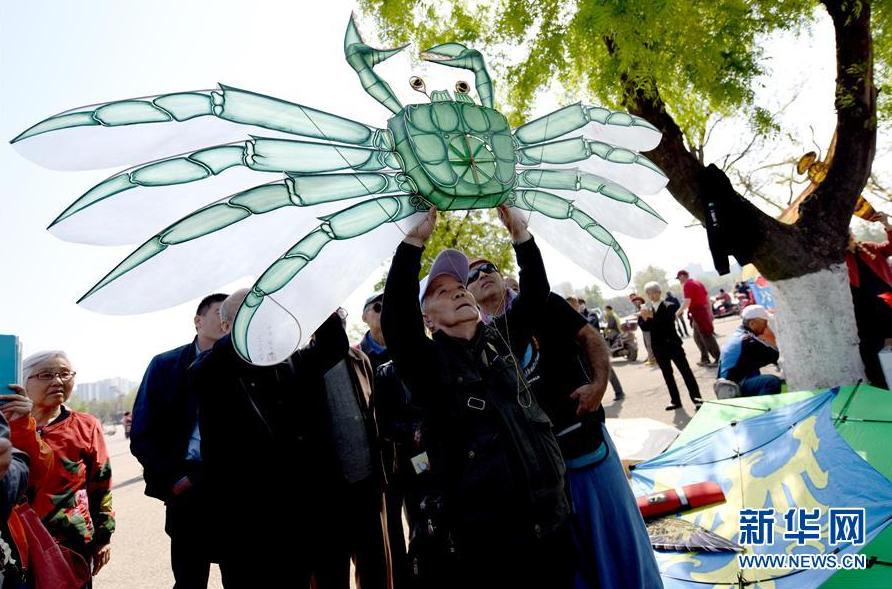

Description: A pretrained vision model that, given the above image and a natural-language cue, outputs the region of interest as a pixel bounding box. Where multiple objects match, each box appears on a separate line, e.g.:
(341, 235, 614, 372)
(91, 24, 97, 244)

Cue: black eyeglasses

(468, 262, 499, 284)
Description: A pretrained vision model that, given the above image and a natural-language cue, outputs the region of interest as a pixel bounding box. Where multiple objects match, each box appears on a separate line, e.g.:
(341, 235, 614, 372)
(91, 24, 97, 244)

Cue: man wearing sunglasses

(359, 294, 389, 371)
(466, 261, 661, 588)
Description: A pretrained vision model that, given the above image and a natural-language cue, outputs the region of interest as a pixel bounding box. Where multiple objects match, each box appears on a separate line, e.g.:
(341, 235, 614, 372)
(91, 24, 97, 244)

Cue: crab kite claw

(422, 43, 494, 109)
(231, 196, 427, 364)
(344, 14, 409, 114)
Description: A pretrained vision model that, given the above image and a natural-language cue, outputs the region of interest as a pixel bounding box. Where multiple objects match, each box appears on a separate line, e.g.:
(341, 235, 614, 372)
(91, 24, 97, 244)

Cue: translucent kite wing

(49, 137, 402, 245)
(515, 169, 666, 238)
(78, 178, 412, 313)
(11, 86, 389, 171)
(517, 137, 668, 195)
(51, 162, 279, 246)
(513, 103, 662, 152)
(232, 196, 426, 364)
(510, 190, 632, 289)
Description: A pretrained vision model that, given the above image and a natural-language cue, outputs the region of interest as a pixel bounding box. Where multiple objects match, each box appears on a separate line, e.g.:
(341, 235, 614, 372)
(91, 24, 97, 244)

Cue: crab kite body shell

(391, 101, 515, 209)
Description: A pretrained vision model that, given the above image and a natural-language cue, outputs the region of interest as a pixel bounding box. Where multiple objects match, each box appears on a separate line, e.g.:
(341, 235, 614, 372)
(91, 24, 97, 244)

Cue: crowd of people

(0, 207, 795, 589)
(123, 206, 664, 589)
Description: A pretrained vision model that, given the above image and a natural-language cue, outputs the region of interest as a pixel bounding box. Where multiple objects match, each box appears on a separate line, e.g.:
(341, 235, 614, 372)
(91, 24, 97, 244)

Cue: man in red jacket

(676, 270, 720, 367)
(846, 212, 892, 387)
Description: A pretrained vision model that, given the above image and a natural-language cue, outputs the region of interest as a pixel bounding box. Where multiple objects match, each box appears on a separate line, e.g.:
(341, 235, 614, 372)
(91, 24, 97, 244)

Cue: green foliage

(420, 209, 517, 277)
(574, 284, 605, 311)
(605, 295, 637, 316)
(876, 0, 892, 121)
(633, 265, 670, 296)
(363, 0, 826, 143)
(374, 209, 516, 289)
(697, 272, 742, 296)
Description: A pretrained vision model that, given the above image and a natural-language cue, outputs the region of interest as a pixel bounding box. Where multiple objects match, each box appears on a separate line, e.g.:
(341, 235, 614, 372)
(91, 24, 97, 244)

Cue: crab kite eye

(455, 81, 471, 94)
(409, 76, 427, 93)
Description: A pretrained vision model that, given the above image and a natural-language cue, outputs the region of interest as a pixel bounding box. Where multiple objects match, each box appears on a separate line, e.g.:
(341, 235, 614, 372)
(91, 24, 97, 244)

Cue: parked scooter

(604, 316, 639, 361)
(712, 297, 739, 319)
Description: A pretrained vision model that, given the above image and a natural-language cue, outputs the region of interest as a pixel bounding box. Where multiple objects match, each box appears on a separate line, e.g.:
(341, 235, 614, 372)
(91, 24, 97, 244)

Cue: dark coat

(130, 340, 199, 501)
(190, 313, 348, 539)
(381, 239, 569, 546)
(638, 298, 684, 355)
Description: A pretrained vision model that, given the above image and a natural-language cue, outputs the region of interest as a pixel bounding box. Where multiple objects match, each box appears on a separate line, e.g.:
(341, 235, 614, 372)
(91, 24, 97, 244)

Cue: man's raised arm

(381, 208, 438, 403)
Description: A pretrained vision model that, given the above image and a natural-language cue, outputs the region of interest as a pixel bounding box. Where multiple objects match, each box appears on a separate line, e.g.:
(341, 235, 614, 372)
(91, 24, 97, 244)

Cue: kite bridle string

(296, 103, 412, 239)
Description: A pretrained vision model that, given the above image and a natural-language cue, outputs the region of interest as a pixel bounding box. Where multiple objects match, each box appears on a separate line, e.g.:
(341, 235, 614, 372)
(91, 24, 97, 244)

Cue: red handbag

(12, 504, 91, 589)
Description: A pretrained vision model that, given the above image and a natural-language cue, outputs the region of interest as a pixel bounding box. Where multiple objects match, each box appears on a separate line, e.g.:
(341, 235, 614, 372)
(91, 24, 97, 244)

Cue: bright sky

(0, 1, 846, 382)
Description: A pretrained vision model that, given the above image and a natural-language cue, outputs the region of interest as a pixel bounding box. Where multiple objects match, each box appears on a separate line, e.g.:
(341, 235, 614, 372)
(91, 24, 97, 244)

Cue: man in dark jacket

(718, 305, 782, 396)
(314, 344, 390, 589)
(130, 292, 227, 589)
(359, 290, 423, 589)
(191, 290, 348, 588)
(381, 206, 574, 589)
(639, 281, 703, 410)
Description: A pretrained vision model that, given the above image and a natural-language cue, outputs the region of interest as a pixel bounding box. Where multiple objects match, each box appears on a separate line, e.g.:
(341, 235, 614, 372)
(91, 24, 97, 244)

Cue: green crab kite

(12, 16, 668, 364)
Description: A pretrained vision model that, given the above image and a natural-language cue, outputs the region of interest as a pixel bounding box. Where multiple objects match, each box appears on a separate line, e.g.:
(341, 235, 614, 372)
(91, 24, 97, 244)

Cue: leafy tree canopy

(374, 209, 517, 290)
(363, 0, 890, 143)
(633, 264, 670, 296)
(422, 210, 517, 276)
(575, 283, 605, 311)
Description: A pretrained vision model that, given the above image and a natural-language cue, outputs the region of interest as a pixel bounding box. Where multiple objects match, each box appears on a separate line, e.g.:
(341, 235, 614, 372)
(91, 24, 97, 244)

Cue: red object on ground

(637, 482, 726, 520)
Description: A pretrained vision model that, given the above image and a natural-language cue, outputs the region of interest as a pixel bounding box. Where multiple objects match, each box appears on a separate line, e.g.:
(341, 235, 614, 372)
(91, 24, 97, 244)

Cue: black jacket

(191, 313, 348, 539)
(381, 239, 569, 545)
(638, 298, 684, 355)
(130, 340, 199, 501)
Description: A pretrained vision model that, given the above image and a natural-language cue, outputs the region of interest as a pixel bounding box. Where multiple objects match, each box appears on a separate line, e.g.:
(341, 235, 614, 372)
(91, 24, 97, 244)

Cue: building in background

(75, 377, 137, 402)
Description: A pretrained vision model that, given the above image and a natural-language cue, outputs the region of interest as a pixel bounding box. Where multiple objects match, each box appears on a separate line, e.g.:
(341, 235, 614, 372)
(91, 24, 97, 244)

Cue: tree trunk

(614, 0, 876, 390)
(771, 263, 865, 390)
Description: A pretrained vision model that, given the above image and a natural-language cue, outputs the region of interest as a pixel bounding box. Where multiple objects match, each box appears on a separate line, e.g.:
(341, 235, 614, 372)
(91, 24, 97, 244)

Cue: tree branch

(798, 0, 877, 242)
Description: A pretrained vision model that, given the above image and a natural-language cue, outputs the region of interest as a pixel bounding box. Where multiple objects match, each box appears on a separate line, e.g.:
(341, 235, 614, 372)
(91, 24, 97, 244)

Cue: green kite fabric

(12, 15, 668, 365)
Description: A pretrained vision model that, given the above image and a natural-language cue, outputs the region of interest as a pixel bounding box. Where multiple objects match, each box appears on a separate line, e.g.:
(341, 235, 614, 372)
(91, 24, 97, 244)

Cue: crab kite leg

(12, 86, 392, 171)
(232, 194, 428, 364)
(515, 168, 666, 238)
(509, 189, 632, 289)
(79, 175, 415, 308)
(344, 14, 407, 114)
(49, 139, 402, 243)
(517, 136, 668, 195)
(513, 103, 662, 152)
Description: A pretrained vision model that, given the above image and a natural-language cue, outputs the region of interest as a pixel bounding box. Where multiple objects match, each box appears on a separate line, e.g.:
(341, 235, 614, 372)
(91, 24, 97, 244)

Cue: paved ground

(95, 313, 767, 588)
(605, 314, 783, 429)
(95, 431, 224, 589)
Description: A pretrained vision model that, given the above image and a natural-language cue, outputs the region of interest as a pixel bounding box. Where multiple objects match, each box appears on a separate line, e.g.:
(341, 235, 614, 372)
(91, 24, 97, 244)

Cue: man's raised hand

(497, 205, 531, 244)
(404, 207, 438, 248)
